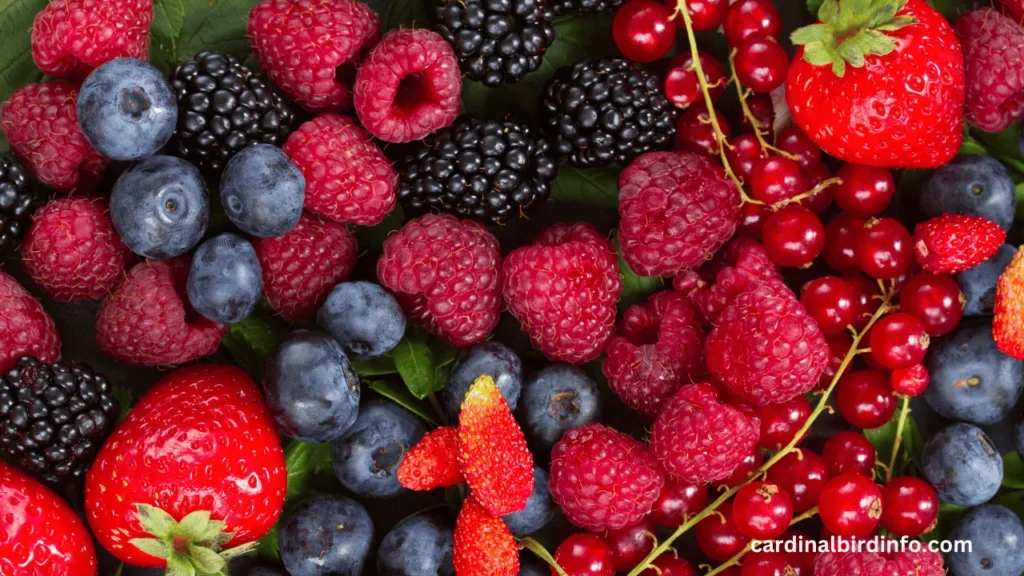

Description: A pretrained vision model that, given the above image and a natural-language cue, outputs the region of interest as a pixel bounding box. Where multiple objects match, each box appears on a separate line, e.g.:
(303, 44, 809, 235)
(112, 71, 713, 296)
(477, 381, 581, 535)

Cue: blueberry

(957, 244, 1018, 316)
(186, 233, 262, 324)
(248, 569, 288, 576)
(263, 330, 361, 442)
(318, 282, 407, 359)
(922, 422, 1003, 506)
(377, 513, 455, 576)
(279, 494, 374, 576)
(110, 155, 209, 258)
(518, 562, 548, 576)
(517, 364, 601, 449)
(220, 143, 304, 238)
(443, 341, 522, 418)
(920, 154, 1016, 232)
(503, 467, 555, 536)
(948, 504, 1024, 576)
(924, 318, 1024, 425)
(77, 58, 177, 161)
(330, 400, 426, 498)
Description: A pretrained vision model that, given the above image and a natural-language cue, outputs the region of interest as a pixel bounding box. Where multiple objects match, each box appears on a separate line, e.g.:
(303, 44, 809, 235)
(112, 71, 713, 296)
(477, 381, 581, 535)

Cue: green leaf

(1004, 452, 1024, 489)
(384, 0, 431, 31)
(255, 526, 279, 562)
(994, 491, 1024, 520)
(971, 122, 1024, 174)
(135, 504, 179, 540)
(176, 0, 263, 61)
(550, 164, 619, 208)
(130, 538, 173, 559)
(394, 336, 438, 399)
(352, 356, 399, 376)
(221, 314, 286, 377)
(283, 441, 333, 501)
(189, 545, 226, 574)
(0, 0, 49, 153)
(150, 0, 186, 72)
(369, 380, 441, 427)
(926, 0, 970, 21)
(354, 205, 405, 251)
(1016, 181, 1024, 220)
(807, 0, 826, 19)
(612, 233, 662, 311)
(863, 405, 923, 478)
(112, 387, 134, 425)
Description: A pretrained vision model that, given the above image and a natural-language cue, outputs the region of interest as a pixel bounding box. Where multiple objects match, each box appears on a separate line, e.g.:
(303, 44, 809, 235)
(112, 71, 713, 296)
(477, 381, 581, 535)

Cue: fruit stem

(886, 394, 911, 483)
(726, 49, 798, 162)
(772, 177, 844, 211)
(521, 537, 568, 576)
(703, 506, 819, 576)
(427, 392, 448, 426)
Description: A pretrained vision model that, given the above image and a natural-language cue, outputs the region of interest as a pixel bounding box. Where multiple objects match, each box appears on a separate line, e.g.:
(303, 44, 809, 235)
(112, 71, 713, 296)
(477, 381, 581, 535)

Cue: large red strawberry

(786, 0, 964, 168)
(85, 365, 286, 570)
(0, 462, 97, 575)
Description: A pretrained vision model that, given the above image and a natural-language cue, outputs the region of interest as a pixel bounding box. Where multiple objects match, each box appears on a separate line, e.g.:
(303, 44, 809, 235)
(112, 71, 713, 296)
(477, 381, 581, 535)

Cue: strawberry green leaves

(131, 504, 254, 576)
(792, 0, 917, 77)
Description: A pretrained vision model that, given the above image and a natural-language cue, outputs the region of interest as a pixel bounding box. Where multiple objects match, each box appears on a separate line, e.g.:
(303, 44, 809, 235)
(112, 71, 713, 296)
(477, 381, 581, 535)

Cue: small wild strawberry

(398, 425, 464, 490)
(995, 247, 1024, 359)
(913, 214, 1005, 274)
(453, 495, 519, 576)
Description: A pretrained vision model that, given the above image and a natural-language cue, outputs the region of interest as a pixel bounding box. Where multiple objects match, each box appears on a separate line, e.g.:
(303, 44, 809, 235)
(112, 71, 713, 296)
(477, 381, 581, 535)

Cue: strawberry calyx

(129, 504, 255, 576)
(790, 0, 918, 77)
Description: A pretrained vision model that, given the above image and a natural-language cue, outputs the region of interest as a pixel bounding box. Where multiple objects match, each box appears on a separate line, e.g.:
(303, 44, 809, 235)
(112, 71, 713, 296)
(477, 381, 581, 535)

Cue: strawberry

(457, 375, 534, 517)
(85, 365, 286, 571)
(786, 0, 964, 168)
(0, 462, 97, 575)
(913, 214, 1006, 274)
(995, 247, 1024, 359)
(398, 425, 464, 490)
(453, 495, 519, 576)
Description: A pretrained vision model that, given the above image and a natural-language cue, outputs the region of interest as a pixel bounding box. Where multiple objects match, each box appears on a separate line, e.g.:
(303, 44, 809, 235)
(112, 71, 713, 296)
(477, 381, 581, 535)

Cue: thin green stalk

(704, 507, 819, 576)
(886, 394, 911, 482)
(521, 537, 568, 576)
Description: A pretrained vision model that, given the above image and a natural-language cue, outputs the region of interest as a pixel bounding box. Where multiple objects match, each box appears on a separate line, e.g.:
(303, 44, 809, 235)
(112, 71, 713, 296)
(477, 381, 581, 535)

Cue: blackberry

(435, 0, 556, 86)
(541, 58, 676, 168)
(168, 51, 295, 177)
(551, 0, 624, 14)
(0, 156, 34, 255)
(0, 357, 119, 484)
(397, 116, 558, 225)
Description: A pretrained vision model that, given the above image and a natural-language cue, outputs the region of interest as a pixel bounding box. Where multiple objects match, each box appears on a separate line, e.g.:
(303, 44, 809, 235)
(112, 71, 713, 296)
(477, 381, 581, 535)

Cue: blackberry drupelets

(551, 0, 625, 14)
(541, 58, 676, 167)
(0, 156, 34, 254)
(0, 357, 119, 484)
(168, 51, 295, 177)
(397, 116, 557, 225)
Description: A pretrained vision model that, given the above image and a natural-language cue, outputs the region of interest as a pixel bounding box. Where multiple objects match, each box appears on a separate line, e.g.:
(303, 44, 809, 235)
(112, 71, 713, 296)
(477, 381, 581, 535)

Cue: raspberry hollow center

(393, 72, 431, 115)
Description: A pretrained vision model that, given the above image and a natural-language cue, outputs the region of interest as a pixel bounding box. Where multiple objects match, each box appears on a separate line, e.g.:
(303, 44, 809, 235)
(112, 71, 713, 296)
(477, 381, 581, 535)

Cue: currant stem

(702, 507, 819, 576)
(773, 177, 843, 211)
(726, 49, 797, 162)
(886, 394, 912, 483)
(521, 537, 568, 576)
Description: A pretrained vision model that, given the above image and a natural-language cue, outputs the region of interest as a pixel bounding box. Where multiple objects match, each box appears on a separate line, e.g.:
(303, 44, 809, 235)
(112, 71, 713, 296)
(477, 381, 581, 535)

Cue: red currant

(890, 363, 929, 396)
(869, 312, 930, 370)
(818, 472, 883, 538)
(778, 532, 815, 576)
(740, 552, 794, 576)
(800, 276, 856, 334)
(822, 431, 876, 477)
(758, 395, 811, 450)
(740, 94, 774, 135)
(724, 0, 782, 47)
(664, 51, 726, 109)
(722, 447, 764, 488)
(554, 533, 616, 576)
(750, 156, 805, 204)
(834, 164, 895, 218)
(767, 448, 827, 513)
(603, 518, 656, 573)
(823, 214, 865, 274)
(737, 203, 768, 238)
(733, 481, 794, 540)
(820, 332, 853, 389)
(899, 273, 965, 337)
(667, 0, 728, 31)
(763, 205, 824, 268)
(696, 501, 750, 562)
(844, 274, 881, 330)
(639, 556, 699, 576)
(776, 127, 821, 170)
(675, 104, 731, 155)
(651, 478, 710, 528)
(836, 369, 898, 429)
(733, 39, 788, 94)
(726, 134, 768, 181)
(613, 0, 675, 63)
(880, 476, 939, 538)
(856, 218, 913, 280)
(801, 163, 834, 212)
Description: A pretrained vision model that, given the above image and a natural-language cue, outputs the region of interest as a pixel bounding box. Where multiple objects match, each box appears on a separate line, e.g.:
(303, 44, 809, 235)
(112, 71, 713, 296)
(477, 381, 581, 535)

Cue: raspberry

(814, 549, 945, 576)
(31, 0, 153, 79)
(353, 29, 462, 143)
(648, 383, 760, 484)
(253, 212, 358, 323)
(602, 290, 706, 417)
(913, 214, 1006, 274)
(955, 9, 1024, 132)
(0, 271, 61, 374)
(618, 151, 740, 277)
(398, 426, 463, 490)
(549, 423, 665, 532)
(0, 82, 107, 192)
(453, 496, 519, 576)
(995, 248, 1024, 359)
(503, 222, 622, 364)
(95, 258, 226, 366)
(21, 198, 132, 301)
(282, 114, 397, 226)
(248, 0, 379, 112)
(676, 239, 783, 323)
(378, 214, 502, 347)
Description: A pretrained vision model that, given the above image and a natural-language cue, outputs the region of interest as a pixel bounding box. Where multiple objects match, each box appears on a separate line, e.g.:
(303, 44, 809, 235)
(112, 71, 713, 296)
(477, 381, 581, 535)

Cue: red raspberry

(248, 0, 379, 112)
(21, 198, 132, 301)
(549, 423, 665, 532)
(503, 222, 622, 364)
(378, 214, 501, 347)
(31, 0, 152, 79)
(95, 258, 226, 366)
(814, 550, 945, 576)
(602, 290, 706, 417)
(353, 29, 461, 143)
(282, 113, 397, 226)
(913, 214, 1006, 274)
(648, 383, 760, 484)
(0, 271, 61, 373)
(955, 9, 1024, 132)
(0, 82, 107, 192)
(618, 151, 740, 277)
(675, 239, 783, 323)
(253, 212, 358, 323)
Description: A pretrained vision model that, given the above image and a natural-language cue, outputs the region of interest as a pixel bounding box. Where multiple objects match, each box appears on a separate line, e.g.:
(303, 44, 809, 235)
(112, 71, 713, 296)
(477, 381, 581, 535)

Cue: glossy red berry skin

(639, 556, 699, 576)
(722, 446, 764, 488)
(740, 95, 774, 135)
(750, 156, 805, 205)
(890, 364, 929, 396)
(856, 218, 914, 280)
(869, 312, 930, 370)
(668, 0, 728, 31)
(603, 518, 656, 573)
(822, 430, 877, 478)
(766, 448, 827, 513)
(778, 532, 815, 576)
(554, 533, 616, 576)
(732, 481, 794, 540)
(664, 51, 726, 109)
(737, 203, 768, 238)
(820, 332, 852, 389)
(725, 134, 767, 181)
(881, 476, 939, 538)
(818, 472, 883, 538)
(823, 214, 866, 274)
(776, 127, 821, 170)
(614, 0, 676, 63)
(844, 274, 881, 330)
(762, 205, 824, 268)
(733, 39, 788, 94)
(724, 0, 782, 46)
(801, 162, 834, 213)
(899, 273, 964, 337)
(740, 552, 792, 576)
(675, 105, 731, 155)
(836, 369, 898, 429)
(834, 164, 895, 218)
(696, 502, 750, 562)
(800, 276, 856, 334)
(757, 395, 811, 450)
(651, 479, 710, 528)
